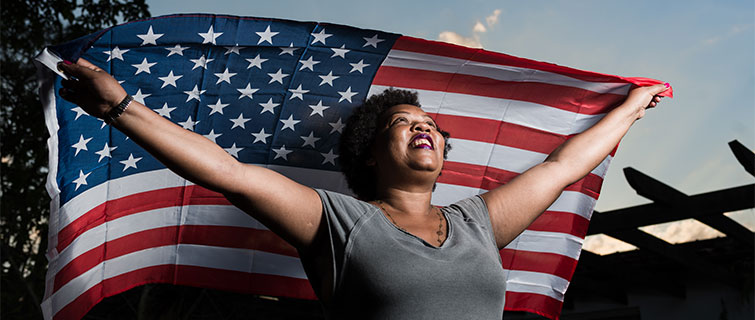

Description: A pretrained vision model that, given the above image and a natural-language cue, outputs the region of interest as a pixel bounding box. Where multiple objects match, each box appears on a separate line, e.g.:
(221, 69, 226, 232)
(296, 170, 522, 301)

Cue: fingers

(58, 60, 99, 79)
(77, 58, 102, 72)
(647, 83, 669, 95)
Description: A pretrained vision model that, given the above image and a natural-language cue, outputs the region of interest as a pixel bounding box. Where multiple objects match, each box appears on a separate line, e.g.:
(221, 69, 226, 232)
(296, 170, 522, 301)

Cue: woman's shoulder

(442, 195, 489, 224)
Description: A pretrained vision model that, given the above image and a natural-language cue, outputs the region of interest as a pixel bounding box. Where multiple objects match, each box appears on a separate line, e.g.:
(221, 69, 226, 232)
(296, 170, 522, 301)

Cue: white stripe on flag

(368, 85, 607, 136)
(504, 269, 570, 301)
(505, 230, 585, 260)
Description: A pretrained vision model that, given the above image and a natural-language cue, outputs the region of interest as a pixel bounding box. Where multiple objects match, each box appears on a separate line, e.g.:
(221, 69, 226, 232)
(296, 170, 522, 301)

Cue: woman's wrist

(104, 94, 133, 124)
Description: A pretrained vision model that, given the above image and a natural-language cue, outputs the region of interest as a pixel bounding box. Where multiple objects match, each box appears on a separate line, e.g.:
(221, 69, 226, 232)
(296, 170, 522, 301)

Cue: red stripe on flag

(505, 291, 564, 320)
(433, 115, 569, 153)
(439, 161, 603, 200)
(54, 265, 315, 320)
(500, 249, 578, 281)
(56, 185, 229, 252)
(374, 66, 625, 115)
(392, 36, 633, 85)
(527, 211, 590, 238)
(54, 225, 296, 291)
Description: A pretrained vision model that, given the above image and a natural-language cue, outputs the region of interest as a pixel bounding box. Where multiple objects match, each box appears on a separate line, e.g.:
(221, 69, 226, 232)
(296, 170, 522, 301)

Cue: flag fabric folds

(35, 14, 670, 320)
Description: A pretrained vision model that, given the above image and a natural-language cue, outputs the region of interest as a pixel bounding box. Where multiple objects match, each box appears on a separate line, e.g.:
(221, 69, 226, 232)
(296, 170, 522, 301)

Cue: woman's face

(371, 104, 445, 178)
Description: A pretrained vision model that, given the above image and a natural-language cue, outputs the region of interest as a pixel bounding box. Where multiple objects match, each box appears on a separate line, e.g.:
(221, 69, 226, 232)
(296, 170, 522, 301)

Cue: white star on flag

(132, 89, 150, 104)
(198, 26, 223, 45)
(246, 54, 268, 69)
(71, 135, 92, 156)
(349, 59, 369, 73)
(259, 98, 279, 114)
(132, 58, 157, 75)
(165, 44, 188, 56)
(329, 118, 345, 134)
(318, 71, 339, 86)
(300, 132, 321, 148)
(120, 153, 142, 171)
(190, 55, 214, 70)
(338, 86, 358, 103)
(137, 26, 163, 46)
(308, 100, 330, 117)
(251, 128, 271, 144)
(104, 46, 128, 61)
(256, 25, 278, 45)
(154, 103, 176, 118)
(288, 84, 309, 100)
(71, 107, 88, 120)
(94, 143, 117, 162)
(184, 85, 206, 102)
(363, 34, 385, 48)
(279, 114, 300, 131)
(279, 43, 297, 56)
(72, 170, 91, 191)
(229, 114, 251, 129)
(178, 116, 199, 130)
(320, 149, 339, 165)
(267, 69, 289, 84)
(158, 71, 182, 88)
(330, 44, 349, 58)
(224, 143, 243, 158)
(272, 145, 293, 160)
(203, 129, 222, 143)
(224, 46, 242, 55)
(298, 56, 320, 71)
(237, 84, 258, 100)
(311, 29, 332, 45)
(207, 99, 229, 115)
(214, 68, 237, 84)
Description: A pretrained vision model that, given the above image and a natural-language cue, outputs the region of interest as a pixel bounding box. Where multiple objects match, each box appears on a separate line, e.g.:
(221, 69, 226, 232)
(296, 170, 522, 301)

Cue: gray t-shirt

(303, 189, 506, 319)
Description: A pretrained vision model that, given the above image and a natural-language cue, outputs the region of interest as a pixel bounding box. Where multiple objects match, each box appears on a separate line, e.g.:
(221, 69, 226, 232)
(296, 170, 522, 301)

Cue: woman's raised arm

(481, 83, 669, 249)
(57, 59, 324, 251)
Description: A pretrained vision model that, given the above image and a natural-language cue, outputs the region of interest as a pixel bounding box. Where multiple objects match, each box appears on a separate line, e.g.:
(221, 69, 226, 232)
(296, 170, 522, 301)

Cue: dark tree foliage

(0, 1, 150, 319)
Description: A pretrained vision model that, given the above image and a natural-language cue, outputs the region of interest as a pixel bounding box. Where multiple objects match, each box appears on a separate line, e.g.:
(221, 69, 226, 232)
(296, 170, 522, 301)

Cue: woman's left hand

(623, 83, 669, 120)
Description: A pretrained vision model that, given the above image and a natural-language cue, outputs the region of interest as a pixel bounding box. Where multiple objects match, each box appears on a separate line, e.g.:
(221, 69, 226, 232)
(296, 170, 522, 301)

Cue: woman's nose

(412, 121, 431, 132)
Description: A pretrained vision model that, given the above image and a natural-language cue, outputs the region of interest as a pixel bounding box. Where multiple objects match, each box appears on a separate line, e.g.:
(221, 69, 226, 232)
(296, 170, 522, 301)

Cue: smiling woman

(56, 57, 667, 319)
(339, 88, 451, 201)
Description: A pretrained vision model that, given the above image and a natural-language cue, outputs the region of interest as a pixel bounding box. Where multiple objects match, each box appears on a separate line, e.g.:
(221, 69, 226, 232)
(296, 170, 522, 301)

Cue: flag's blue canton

(53, 15, 400, 204)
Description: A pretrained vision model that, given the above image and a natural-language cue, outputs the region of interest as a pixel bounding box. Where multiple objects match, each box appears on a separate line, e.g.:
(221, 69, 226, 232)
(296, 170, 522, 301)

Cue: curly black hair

(339, 88, 451, 200)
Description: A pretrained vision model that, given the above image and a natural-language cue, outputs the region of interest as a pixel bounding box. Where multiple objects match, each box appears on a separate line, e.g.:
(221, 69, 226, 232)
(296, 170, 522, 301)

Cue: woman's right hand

(57, 59, 127, 119)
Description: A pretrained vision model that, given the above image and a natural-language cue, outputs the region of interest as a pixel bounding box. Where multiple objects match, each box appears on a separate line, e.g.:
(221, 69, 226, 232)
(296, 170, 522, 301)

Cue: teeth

(411, 138, 432, 148)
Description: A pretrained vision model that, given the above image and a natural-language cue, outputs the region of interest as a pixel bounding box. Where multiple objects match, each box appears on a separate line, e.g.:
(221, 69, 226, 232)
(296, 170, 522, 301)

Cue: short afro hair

(339, 88, 451, 200)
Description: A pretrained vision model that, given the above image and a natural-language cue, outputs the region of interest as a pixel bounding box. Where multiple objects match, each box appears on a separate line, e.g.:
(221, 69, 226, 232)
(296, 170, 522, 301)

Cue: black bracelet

(105, 94, 133, 124)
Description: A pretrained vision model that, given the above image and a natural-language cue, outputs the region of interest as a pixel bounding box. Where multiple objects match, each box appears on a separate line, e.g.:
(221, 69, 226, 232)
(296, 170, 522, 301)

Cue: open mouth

(410, 133, 434, 150)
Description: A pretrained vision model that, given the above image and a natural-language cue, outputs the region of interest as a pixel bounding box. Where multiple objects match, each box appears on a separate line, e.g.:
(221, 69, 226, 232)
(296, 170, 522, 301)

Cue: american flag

(35, 14, 670, 320)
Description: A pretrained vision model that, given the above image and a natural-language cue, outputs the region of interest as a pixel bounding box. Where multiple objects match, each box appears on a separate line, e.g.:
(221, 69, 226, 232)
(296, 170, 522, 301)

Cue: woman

(57, 59, 667, 319)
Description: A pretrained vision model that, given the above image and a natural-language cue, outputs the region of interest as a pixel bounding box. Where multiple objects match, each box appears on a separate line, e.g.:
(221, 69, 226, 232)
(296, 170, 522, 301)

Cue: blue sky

(146, 0, 754, 249)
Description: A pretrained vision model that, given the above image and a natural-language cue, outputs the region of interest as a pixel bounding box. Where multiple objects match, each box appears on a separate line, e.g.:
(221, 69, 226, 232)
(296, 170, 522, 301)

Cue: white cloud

(473, 21, 487, 33)
(583, 234, 637, 256)
(486, 9, 501, 27)
(438, 31, 482, 48)
(438, 9, 501, 48)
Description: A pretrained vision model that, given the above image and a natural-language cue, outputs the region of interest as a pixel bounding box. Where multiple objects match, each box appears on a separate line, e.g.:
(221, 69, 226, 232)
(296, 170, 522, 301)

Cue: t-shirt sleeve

(314, 189, 375, 272)
(445, 195, 498, 249)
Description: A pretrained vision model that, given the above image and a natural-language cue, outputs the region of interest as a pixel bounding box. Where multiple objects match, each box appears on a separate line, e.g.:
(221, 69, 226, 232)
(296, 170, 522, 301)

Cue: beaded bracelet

(105, 94, 133, 124)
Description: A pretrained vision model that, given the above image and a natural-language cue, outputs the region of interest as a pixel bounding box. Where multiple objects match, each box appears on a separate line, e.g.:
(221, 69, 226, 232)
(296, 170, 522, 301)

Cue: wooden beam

(622, 167, 753, 248)
(729, 140, 755, 177)
(588, 184, 754, 235)
(606, 228, 742, 288)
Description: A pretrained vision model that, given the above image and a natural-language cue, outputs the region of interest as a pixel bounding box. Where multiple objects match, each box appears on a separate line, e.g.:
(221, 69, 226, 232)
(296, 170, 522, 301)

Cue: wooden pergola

(509, 140, 754, 319)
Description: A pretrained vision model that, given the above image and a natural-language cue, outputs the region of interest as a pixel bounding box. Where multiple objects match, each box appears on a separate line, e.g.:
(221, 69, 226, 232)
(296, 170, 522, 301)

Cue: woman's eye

(426, 121, 436, 128)
(391, 117, 407, 125)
